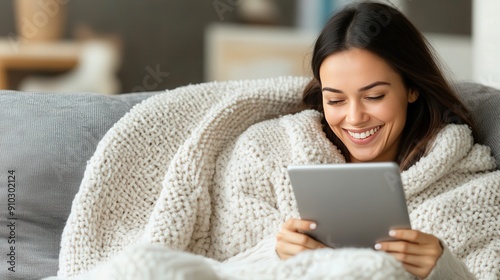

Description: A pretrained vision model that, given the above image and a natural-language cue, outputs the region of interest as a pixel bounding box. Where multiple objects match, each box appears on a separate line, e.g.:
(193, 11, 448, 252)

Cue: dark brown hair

(302, 1, 476, 171)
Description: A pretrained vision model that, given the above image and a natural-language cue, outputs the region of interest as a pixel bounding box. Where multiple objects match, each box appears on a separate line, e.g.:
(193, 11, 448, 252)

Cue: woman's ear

(408, 88, 419, 103)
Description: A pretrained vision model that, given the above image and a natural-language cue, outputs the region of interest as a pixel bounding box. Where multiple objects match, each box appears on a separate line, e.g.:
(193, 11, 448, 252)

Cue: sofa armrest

(0, 91, 159, 280)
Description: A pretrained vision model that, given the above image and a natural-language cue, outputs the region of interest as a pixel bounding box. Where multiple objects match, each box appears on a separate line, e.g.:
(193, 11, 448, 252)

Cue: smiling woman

(301, 2, 475, 171)
(276, 2, 495, 279)
(319, 49, 419, 163)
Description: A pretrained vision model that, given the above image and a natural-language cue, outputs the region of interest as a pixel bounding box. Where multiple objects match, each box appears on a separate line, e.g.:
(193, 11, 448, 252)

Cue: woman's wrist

(423, 240, 476, 280)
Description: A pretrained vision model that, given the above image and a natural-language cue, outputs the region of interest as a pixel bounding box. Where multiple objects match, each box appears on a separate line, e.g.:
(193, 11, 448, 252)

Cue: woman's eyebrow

(322, 87, 343, 93)
(322, 81, 391, 93)
(358, 81, 391, 92)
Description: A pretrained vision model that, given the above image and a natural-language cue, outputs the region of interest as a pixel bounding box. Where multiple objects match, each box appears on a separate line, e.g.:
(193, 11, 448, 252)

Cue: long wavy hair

(302, 1, 476, 171)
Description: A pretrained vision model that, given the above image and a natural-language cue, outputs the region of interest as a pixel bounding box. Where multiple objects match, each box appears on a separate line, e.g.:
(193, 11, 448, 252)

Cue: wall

(473, 0, 500, 88)
(406, 0, 471, 35)
(0, 0, 295, 93)
(1, 1, 480, 91)
(404, 0, 473, 82)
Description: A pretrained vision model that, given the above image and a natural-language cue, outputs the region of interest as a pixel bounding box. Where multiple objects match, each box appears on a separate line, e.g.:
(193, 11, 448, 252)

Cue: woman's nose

(346, 102, 368, 125)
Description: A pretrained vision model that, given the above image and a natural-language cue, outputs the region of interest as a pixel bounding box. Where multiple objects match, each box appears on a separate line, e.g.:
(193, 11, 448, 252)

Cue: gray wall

(406, 0, 472, 35)
(0, 0, 471, 93)
(0, 0, 295, 93)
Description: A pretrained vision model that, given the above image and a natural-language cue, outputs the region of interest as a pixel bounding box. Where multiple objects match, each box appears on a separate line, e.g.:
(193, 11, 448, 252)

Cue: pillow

(0, 91, 158, 280)
(453, 82, 500, 168)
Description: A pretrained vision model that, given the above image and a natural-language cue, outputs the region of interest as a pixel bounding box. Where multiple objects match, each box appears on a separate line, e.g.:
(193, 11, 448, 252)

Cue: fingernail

(389, 230, 396, 237)
(310, 223, 317, 230)
(374, 243, 381, 250)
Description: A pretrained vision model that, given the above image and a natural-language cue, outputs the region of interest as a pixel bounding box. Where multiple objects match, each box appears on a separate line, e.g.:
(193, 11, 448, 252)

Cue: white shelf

(205, 24, 317, 82)
(204, 24, 472, 83)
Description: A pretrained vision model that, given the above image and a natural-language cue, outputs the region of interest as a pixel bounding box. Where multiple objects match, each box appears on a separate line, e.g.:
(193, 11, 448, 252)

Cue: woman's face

(319, 48, 418, 163)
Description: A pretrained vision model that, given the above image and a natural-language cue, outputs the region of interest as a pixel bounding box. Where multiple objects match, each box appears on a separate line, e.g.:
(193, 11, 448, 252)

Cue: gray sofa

(0, 81, 499, 280)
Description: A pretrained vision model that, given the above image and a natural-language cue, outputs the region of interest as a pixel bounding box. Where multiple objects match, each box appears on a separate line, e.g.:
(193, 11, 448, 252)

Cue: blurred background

(0, 0, 497, 95)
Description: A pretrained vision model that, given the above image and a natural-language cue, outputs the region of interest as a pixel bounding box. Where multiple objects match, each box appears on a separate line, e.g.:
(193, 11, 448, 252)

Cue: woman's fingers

(276, 235, 311, 259)
(381, 229, 442, 257)
(278, 229, 324, 249)
(388, 229, 437, 246)
(276, 218, 325, 260)
(386, 251, 438, 268)
(282, 218, 317, 232)
(375, 229, 443, 279)
(281, 218, 323, 249)
(376, 240, 440, 257)
(276, 231, 325, 259)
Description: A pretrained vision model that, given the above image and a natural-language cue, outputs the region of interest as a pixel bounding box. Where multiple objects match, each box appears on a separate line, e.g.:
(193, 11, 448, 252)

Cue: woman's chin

(348, 151, 381, 163)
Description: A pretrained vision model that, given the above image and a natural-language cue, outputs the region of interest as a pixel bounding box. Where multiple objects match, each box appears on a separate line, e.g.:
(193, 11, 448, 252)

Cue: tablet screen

(288, 162, 411, 248)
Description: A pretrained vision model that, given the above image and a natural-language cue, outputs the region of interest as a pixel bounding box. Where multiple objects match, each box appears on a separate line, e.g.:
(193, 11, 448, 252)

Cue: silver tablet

(287, 162, 411, 248)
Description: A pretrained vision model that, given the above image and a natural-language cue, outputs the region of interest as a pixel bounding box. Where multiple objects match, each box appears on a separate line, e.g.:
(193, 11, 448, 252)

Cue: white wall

(473, 0, 500, 89)
(424, 33, 472, 82)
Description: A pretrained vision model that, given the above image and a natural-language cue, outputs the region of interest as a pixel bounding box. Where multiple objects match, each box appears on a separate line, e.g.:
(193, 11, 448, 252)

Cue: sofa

(0, 80, 499, 280)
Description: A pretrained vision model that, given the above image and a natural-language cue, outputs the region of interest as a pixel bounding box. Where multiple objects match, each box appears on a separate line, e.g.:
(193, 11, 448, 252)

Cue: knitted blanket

(57, 77, 499, 279)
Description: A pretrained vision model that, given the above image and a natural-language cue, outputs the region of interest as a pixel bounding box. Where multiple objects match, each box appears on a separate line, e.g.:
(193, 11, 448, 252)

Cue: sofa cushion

(453, 82, 500, 167)
(0, 91, 158, 280)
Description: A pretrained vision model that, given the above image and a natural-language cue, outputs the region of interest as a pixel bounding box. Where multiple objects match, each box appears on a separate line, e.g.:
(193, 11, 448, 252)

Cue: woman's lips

(343, 125, 382, 145)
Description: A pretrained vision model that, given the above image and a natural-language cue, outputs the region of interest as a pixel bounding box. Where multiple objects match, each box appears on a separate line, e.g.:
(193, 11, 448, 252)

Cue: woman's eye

(327, 100, 343, 105)
(366, 95, 385, 101)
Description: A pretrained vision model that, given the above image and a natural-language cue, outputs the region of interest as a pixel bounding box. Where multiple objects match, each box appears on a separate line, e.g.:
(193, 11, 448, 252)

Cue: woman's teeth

(348, 126, 381, 139)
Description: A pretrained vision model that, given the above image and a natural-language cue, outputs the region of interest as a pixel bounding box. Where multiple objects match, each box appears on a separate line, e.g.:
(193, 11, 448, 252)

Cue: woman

(55, 2, 497, 279)
(276, 2, 484, 279)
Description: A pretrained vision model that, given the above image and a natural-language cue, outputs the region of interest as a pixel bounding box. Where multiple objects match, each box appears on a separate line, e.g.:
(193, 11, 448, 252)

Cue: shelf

(0, 39, 82, 89)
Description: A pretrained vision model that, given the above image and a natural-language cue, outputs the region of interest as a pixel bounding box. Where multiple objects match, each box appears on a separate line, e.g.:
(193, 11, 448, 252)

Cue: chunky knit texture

(57, 77, 500, 279)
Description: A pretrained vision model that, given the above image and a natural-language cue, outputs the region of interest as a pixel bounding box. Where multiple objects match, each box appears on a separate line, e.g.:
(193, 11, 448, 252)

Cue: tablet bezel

(287, 162, 412, 248)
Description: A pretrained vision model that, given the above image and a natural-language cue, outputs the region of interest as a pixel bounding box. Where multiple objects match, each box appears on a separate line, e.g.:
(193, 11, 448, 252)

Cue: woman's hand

(276, 218, 326, 260)
(375, 229, 443, 279)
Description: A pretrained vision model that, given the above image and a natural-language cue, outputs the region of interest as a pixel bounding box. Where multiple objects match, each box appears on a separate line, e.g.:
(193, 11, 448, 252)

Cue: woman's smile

(343, 125, 383, 144)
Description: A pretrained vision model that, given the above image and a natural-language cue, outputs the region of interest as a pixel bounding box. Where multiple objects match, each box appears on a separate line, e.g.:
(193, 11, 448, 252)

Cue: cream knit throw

(57, 77, 500, 279)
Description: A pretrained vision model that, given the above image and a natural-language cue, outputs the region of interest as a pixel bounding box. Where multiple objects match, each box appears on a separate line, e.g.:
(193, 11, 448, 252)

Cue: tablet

(287, 162, 411, 248)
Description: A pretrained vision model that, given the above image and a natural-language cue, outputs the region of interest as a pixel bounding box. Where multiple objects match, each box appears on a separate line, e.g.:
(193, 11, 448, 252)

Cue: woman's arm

(422, 242, 477, 280)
